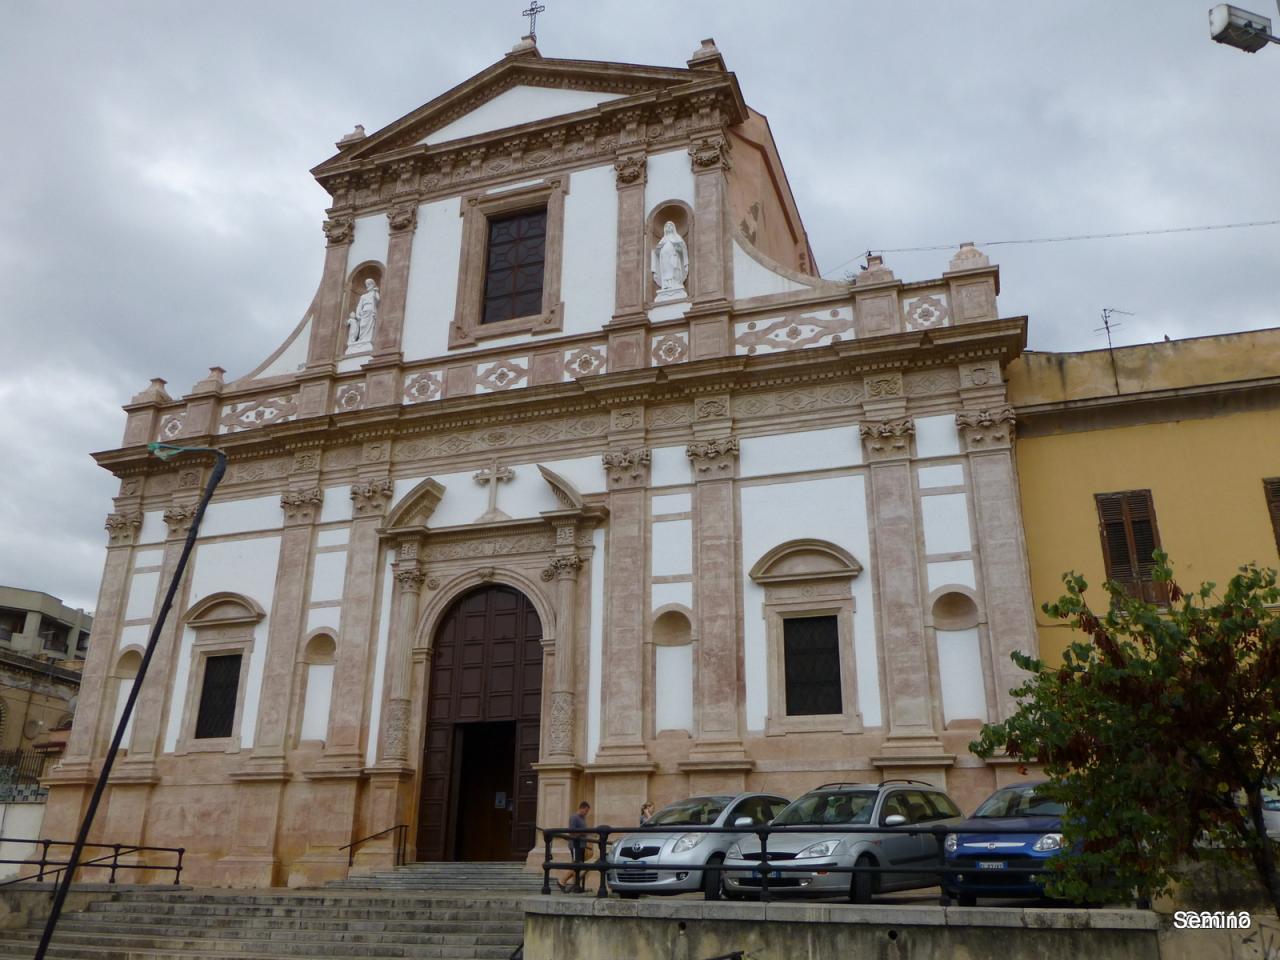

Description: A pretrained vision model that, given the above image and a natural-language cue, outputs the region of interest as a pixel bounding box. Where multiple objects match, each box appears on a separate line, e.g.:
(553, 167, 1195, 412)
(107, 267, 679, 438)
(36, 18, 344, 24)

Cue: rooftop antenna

(1095, 307, 1134, 395)
(522, 0, 546, 42)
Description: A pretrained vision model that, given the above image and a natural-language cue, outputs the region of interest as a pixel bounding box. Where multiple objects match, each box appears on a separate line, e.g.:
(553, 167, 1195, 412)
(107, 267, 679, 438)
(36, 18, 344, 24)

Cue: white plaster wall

(917, 464, 964, 489)
(587, 527, 605, 763)
(134, 548, 164, 567)
(0, 804, 44, 879)
(921, 493, 972, 555)
(112, 680, 136, 750)
(137, 511, 165, 545)
(561, 164, 617, 335)
(164, 628, 195, 753)
(915, 414, 962, 459)
(651, 492, 691, 515)
(739, 426, 862, 479)
(936, 627, 987, 723)
(306, 607, 341, 634)
(424, 87, 625, 144)
(255, 316, 312, 379)
(124, 572, 159, 621)
(539, 456, 607, 496)
(316, 528, 349, 548)
(365, 555, 394, 765)
(117, 623, 150, 652)
(651, 581, 693, 612)
(645, 149, 695, 213)
(348, 212, 389, 272)
(731, 239, 810, 300)
(401, 196, 463, 362)
(654, 644, 694, 733)
(300, 664, 334, 742)
(927, 559, 977, 594)
(200, 496, 281, 538)
(310, 551, 348, 604)
(649, 445, 689, 488)
(740, 475, 879, 730)
(319, 485, 353, 524)
(420, 464, 564, 527)
(651, 519, 692, 578)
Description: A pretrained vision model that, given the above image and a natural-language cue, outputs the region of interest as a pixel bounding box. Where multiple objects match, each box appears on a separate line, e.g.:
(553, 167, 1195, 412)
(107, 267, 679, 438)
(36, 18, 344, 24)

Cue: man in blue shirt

(560, 801, 591, 893)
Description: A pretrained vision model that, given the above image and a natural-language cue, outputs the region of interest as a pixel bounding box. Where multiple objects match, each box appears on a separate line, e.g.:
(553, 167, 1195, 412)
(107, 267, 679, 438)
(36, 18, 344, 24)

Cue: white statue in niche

(345, 278, 379, 353)
(651, 221, 689, 302)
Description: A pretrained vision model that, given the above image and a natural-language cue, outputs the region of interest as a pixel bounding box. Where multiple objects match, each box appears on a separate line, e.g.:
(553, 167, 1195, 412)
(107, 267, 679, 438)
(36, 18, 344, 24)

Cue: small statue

(346, 279, 379, 353)
(651, 221, 689, 303)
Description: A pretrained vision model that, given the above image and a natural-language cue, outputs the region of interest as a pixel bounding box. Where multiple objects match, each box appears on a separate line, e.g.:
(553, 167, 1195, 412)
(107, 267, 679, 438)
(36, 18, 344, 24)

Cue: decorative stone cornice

(689, 135, 731, 172)
(541, 554, 583, 582)
(686, 436, 739, 474)
(350, 478, 395, 518)
(388, 202, 418, 233)
(322, 215, 353, 246)
(613, 153, 646, 187)
(956, 405, 1016, 449)
(859, 418, 914, 460)
(602, 447, 651, 489)
(104, 511, 143, 547)
(280, 487, 324, 525)
(163, 503, 198, 538)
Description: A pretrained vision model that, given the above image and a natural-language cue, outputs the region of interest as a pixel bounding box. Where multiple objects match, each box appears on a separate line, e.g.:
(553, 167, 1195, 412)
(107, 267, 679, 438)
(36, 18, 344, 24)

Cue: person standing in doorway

(559, 801, 592, 893)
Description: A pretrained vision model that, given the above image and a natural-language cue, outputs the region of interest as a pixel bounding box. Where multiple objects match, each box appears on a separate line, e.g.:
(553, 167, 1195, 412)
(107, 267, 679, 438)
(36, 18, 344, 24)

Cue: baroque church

(47, 37, 1036, 886)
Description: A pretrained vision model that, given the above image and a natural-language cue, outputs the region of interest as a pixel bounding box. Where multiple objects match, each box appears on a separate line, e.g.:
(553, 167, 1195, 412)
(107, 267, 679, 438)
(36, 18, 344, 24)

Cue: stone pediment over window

(383, 477, 447, 532)
(184, 593, 266, 630)
(748, 539, 863, 586)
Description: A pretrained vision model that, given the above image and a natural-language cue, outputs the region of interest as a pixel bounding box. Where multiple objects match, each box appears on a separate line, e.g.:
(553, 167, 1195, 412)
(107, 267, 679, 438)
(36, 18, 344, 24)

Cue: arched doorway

(417, 584, 543, 861)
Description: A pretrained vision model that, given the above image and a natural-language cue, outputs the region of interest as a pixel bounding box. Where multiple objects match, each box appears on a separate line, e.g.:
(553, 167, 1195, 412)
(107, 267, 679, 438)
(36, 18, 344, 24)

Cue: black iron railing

(540, 822, 1062, 901)
(339, 824, 408, 870)
(0, 749, 46, 784)
(0, 836, 184, 889)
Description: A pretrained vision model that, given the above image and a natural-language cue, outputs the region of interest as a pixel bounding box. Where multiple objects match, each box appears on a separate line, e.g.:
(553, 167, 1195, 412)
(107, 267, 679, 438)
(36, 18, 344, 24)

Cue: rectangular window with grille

(783, 616, 843, 716)
(1095, 490, 1166, 603)
(1265, 478, 1280, 559)
(482, 208, 547, 324)
(194, 653, 242, 739)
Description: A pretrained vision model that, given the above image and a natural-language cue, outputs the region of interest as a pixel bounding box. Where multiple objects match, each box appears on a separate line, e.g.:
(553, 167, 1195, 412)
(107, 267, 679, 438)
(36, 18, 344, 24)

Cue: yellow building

(1008, 328, 1280, 665)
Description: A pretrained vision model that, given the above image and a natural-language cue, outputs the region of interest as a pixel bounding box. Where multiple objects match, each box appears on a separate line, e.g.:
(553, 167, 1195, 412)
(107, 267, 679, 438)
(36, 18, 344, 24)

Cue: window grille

(194, 653, 242, 739)
(783, 616, 842, 716)
(482, 208, 547, 324)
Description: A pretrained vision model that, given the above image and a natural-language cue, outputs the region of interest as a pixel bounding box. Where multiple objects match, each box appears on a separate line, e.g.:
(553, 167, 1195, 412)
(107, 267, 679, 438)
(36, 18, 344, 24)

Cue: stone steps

(0, 866, 534, 959)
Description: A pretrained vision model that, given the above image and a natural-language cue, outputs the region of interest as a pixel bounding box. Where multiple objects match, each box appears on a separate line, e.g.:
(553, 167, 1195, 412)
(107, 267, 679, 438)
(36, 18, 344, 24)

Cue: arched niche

(931, 590, 979, 631)
(298, 631, 336, 743)
(303, 632, 336, 664)
(930, 589, 987, 726)
(651, 606, 694, 735)
(646, 200, 694, 305)
(339, 259, 385, 355)
(109, 648, 144, 752)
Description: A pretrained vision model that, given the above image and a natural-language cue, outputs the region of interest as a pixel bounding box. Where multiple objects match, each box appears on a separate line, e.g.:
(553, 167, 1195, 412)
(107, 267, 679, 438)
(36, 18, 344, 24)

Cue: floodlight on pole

(1209, 4, 1280, 51)
(33, 443, 227, 960)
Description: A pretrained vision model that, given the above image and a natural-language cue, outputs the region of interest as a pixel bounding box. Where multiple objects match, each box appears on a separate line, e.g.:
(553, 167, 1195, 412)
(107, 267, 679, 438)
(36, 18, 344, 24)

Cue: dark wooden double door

(417, 585, 543, 861)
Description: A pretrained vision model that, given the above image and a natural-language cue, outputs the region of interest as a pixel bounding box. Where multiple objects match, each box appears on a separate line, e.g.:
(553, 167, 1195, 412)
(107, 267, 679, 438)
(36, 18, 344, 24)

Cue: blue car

(943, 781, 1067, 906)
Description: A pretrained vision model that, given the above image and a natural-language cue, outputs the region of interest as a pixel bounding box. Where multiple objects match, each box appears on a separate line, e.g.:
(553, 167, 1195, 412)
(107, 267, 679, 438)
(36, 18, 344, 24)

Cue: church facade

(46, 39, 1039, 887)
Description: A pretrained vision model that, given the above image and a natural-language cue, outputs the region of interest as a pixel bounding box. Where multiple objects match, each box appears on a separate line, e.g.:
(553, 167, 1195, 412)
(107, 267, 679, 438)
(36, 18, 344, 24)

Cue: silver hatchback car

(722, 781, 963, 902)
(608, 793, 789, 899)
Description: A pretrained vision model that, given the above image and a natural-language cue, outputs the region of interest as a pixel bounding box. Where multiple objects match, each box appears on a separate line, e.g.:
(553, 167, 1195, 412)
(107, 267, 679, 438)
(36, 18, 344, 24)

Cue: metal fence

(0, 749, 48, 803)
(0, 836, 185, 889)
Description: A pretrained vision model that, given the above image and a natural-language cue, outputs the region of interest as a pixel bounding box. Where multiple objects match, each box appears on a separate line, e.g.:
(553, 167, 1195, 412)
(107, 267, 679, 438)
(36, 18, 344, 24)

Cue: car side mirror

(884, 814, 907, 827)
(733, 816, 753, 827)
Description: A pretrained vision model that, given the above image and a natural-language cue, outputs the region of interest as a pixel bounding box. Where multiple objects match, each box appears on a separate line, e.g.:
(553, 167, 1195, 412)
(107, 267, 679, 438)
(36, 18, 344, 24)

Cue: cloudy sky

(2, 1, 1278, 612)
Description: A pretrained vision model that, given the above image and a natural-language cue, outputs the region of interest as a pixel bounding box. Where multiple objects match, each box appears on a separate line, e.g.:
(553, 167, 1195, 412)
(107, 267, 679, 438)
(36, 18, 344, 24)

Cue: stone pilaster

(364, 201, 418, 408)
(542, 553, 583, 760)
(957, 405, 1035, 720)
(380, 544, 425, 764)
(306, 214, 354, 368)
(688, 135, 730, 305)
(613, 150, 648, 314)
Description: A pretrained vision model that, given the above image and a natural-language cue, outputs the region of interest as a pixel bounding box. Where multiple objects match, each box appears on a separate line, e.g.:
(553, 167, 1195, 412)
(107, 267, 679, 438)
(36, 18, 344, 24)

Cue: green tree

(971, 554, 1280, 918)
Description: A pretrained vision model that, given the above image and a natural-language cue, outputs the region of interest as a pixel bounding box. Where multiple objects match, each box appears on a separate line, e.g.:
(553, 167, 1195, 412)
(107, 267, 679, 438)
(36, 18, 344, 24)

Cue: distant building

(0, 586, 89, 752)
(1008, 327, 1280, 665)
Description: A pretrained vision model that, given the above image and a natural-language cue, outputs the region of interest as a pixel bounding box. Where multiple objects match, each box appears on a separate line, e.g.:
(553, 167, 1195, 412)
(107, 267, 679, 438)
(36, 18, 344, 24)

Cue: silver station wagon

(722, 781, 963, 902)
(608, 793, 790, 899)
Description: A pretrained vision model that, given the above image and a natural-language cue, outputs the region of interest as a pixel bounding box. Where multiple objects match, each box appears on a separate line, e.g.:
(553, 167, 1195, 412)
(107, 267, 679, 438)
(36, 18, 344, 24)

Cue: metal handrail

(0, 836, 185, 889)
(338, 824, 408, 869)
(539, 821, 1070, 901)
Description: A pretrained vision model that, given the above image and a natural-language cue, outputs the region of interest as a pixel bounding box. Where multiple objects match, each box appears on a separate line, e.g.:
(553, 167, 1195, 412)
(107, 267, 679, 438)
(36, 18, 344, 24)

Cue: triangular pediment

(316, 51, 735, 170)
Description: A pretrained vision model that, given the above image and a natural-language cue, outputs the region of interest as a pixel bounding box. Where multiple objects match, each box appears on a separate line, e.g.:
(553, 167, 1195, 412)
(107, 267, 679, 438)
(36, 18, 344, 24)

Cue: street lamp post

(33, 443, 227, 960)
(1209, 3, 1280, 51)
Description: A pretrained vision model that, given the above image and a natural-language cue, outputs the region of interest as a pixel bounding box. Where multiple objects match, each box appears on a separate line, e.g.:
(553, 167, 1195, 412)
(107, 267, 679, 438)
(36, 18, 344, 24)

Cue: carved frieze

(733, 308, 855, 356)
(392, 415, 609, 464)
(956, 406, 1016, 449)
(350, 478, 395, 518)
(602, 447, 651, 489)
(291, 451, 322, 474)
(424, 531, 555, 563)
(548, 690, 574, 756)
(863, 373, 904, 401)
(157, 411, 185, 442)
(733, 383, 861, 420)
(403, 370, 444, 405)
(859, 418, 914, 460)
(104, 511, 143, 547)
(226, 456, 291, 485)
(163, 503, 198, 538)
(959, 362, 1001, 390)
(219, 394, 299, 434)
(650, 331, 689, 366)
(280, 488, 324, 525)
(904, 367, 961, 397)
(694, 396, 730, 421)
(382, 697, 410, 761)
(335, 383, 367, 413)
(686, 436, 739, 475)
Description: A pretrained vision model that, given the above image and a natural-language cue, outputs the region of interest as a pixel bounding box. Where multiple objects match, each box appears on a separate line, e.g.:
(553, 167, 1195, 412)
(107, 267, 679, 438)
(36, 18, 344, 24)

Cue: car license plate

(978, 861, 1006, 870)
(753, 868, 782, 879)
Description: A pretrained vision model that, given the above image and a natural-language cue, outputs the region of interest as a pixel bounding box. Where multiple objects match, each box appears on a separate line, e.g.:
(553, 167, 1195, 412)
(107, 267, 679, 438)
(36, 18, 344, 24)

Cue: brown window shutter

(1096, 493, 1136, 583)
(1265, 479, 1280, 559)
(1096, 490, 1164, 602)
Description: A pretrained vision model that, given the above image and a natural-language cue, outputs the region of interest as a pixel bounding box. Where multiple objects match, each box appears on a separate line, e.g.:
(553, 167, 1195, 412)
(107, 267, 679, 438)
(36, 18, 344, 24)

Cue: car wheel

(958, 893, 976, 907)
(702, 854, 725, 901)
(850, 855, 876, 904)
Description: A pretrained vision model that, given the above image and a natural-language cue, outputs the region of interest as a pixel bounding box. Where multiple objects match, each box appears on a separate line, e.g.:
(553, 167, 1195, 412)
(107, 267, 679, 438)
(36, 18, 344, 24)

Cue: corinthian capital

(280, 487, 324, 525)
(104, 511, 143, 547)
(322, 215, 353, 246)
(686, 436, 739, 475)
(859, 418, 914, 460)
(350, 478, 395, 518)
(541, 554, 583, 582)
(163, 503, 198, 538)
(956, 406, 1016, 449)
(602, 447, 651, 490)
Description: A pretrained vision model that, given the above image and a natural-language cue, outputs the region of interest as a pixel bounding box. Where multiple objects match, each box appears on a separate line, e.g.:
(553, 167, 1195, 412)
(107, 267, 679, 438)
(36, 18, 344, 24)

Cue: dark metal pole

(34, 448, 225, 960)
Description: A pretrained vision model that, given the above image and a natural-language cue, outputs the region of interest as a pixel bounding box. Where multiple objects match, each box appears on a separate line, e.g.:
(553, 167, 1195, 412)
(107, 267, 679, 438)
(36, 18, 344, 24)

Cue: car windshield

(973, 786, 1065, 818)
(647, 797, 732, 826)
(773, 791, 876, 826)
